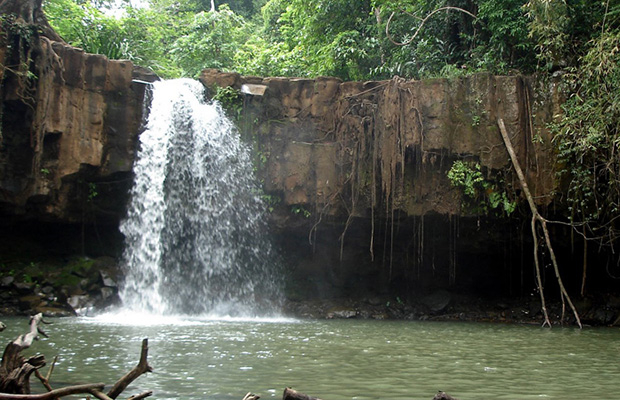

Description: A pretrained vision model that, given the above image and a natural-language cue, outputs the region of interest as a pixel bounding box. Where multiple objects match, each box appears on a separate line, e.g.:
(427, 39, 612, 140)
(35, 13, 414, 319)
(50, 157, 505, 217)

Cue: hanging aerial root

(498, 118, 582, 328)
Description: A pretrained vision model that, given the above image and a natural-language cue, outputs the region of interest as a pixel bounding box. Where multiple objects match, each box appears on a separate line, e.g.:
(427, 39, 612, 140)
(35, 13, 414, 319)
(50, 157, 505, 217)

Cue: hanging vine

(326, 77, 424, 269)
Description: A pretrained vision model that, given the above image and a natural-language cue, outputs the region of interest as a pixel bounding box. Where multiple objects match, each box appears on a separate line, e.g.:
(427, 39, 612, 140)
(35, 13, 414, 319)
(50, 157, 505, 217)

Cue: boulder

(420, 290, 452, 313)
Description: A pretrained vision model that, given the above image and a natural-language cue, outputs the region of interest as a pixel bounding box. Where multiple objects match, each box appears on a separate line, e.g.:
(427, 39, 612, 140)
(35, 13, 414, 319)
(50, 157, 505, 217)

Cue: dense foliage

(37, 0, 525, 79)
(39, 0, 615, 80)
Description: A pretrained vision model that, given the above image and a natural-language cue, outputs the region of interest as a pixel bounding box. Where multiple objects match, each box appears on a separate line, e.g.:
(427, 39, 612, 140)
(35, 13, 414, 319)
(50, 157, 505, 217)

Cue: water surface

(2, 316, 619, 400)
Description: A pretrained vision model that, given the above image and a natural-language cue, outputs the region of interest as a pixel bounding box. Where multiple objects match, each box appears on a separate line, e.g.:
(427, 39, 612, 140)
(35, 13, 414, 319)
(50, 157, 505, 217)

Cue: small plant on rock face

(87, 182, 98, 201)
(291, 205, 311, 218)
(213, 86, 243, 120)
(447, 160, 516, 216)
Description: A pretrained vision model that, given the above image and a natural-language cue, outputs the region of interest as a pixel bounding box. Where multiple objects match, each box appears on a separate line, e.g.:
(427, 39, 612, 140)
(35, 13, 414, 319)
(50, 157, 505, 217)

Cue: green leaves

(552, 29, 620, 234)
(44, 0, 132, 60)
(447, 161, 516, 216)
(170, 5, 248, 77)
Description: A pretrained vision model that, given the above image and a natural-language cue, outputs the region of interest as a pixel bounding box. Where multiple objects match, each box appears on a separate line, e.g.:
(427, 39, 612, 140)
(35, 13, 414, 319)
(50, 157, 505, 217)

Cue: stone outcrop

(0, 24, 154, 226)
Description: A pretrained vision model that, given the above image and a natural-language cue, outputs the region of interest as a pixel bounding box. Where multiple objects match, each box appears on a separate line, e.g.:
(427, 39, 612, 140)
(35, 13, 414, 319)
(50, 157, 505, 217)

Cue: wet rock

(18, 295, 43, 311)
(1, 276, 14, 287)
(99, 271, 117, 288)
(68, 294, 92, 311)
(420, 290, 452, 312)
(607, 295, 620, 309)
(13, 282, 34, 293)
(593, 308, 616, 325)
(366, 296, 384, 306)
(100, 287, 115, 301)
(326, 309, 358, 319)
(41, 285, 54, 295)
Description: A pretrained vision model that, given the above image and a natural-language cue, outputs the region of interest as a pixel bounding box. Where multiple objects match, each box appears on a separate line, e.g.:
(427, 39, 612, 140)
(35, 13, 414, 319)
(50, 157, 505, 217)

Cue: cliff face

(201, 70, 560, 219)
(200, 70, 574, 300)
(0, 30, 153, 226)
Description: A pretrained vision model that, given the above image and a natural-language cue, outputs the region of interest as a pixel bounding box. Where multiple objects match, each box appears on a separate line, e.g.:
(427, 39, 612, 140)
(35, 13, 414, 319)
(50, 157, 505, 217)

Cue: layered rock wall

(201, 70, 560, 220)
(0, 37, 151, 224)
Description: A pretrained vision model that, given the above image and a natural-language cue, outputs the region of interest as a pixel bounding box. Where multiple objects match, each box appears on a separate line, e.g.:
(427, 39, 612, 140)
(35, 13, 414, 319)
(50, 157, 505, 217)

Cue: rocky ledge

(0, 256, 121, 317)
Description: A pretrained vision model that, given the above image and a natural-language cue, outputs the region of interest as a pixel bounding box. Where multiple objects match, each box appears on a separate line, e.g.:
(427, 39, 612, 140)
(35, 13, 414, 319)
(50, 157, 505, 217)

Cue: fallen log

(128, 391, 153, 400)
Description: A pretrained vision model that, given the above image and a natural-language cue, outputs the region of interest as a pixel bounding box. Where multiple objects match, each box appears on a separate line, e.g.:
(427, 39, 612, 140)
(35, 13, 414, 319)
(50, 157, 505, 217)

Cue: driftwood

(0, 383, 105, 399)
(107, 338, 153, 399)
(283, 388, 322, 400)
(0, 314, 49, 394)
(0, 316, 153, 399)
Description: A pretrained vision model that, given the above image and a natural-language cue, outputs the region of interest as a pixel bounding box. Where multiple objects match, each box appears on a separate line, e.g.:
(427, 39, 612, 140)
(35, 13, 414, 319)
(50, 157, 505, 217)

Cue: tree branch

(386, 6, 477, 47)
(106, 339, 153, 399)
(0, 383, 105, 399)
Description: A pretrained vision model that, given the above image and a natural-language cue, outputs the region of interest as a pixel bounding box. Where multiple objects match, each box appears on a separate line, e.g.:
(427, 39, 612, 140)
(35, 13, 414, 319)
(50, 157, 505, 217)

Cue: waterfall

(119, 79, 281, 317)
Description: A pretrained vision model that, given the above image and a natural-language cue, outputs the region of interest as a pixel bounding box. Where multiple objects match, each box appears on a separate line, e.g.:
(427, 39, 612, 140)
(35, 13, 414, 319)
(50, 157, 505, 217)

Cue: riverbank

(1, 255, 619, 327)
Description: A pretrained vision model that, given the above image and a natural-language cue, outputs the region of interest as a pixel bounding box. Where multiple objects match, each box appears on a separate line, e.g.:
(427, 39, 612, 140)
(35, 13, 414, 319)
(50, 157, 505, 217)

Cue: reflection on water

(2, 316, 619, 400)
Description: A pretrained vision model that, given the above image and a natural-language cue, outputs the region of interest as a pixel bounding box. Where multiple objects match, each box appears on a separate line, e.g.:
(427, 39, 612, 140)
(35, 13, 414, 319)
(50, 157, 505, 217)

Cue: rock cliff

(0, 17, 153, 227)
(200, 69, 575, 302)
(201, 69, 560, 219)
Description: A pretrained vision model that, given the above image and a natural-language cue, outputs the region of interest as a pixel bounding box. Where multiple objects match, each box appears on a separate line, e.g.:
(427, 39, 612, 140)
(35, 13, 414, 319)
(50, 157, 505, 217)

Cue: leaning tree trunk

(0, 0, 64, 42)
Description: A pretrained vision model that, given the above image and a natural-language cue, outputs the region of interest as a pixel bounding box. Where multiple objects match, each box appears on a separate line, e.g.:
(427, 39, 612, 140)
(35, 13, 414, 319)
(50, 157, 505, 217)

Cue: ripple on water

(2, 317, 618, 400)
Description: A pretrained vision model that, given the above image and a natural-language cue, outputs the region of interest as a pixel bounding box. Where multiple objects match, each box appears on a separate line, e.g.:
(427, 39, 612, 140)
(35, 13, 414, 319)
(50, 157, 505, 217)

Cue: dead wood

(242, 393, 260, 400)
(106, 338, 153, 399)
(0, 383, 105, 399)
(33, 355, 56, 392)
(282, 388, 322, 400)
(0, 323, 5, 333)
(0, 314, 49, 394)
(498, 118, 582, 328)
(0, 316, 153, 399)
(128, 391, 153, 400)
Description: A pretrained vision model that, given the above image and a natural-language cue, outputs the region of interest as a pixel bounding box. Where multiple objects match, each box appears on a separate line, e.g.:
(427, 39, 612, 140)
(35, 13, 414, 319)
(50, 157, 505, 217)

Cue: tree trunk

(0, 0, 64, 42)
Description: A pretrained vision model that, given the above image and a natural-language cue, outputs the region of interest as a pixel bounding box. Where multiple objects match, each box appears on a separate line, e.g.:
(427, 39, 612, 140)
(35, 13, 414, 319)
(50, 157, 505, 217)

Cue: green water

(2, 316, 619, 400)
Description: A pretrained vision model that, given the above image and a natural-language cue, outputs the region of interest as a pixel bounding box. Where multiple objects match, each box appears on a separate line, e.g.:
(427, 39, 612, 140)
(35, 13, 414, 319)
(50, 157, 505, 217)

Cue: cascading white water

(119, 79, 282, 317)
